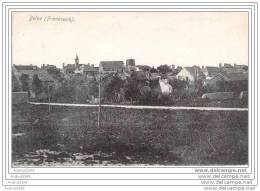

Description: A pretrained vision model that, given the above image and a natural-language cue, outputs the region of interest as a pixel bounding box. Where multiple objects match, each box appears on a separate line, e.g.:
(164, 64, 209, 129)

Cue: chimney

(62, 63, 65, 69)
(202, 66, 204, 69)
(219, 63, 222, 68)
(172, 64, 175, 70)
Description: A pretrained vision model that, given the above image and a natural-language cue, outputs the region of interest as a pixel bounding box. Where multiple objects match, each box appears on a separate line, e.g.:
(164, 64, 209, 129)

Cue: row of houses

(176, 64, 248, 92)
(12, 55, 248, 102)
(62, 55, 159, 77)
(176, 64, 247, 82)
(12, 64, 57, 100)
(62, 55, 129, 77)
(62, 55, 248, 84)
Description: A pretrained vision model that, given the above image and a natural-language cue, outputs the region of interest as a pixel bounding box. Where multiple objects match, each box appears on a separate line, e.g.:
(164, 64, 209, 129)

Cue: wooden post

(47, 83, 51, 113)
(97, 72, 101, 129)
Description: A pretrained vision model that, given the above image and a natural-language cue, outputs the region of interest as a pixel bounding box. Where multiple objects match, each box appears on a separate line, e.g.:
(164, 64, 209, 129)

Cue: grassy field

(12, 104, 248, 166)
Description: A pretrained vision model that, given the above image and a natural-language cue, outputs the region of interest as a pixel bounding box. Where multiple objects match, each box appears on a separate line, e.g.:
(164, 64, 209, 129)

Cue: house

(203, 72, 248, 92)
(63, 64, 78, 74)
(16, 69, 55, 82)
(223, 63, 233, 68)
(15, 69, 56, 88)
(221, 66, 246, 74)
(143, 78, 172, 99)
(13, 68, 56, 98)
(225, 72, 248, 82)
(201, 66, 221, 78)
(203, 73, 229, 90)
(201, 63, 247, 78)
(234, 64, 248, 70)
(99, 61, 125, 74)
(166, 67, 182, 80)
(218, 63, 247, 74)
(158, 79, 172, 95)
(13, 64, 55, 85)
(41, 64, 57, 70)
(82, 65, 99, 78)
(63, 55, 95, 75)
(62, 55, 80, 74)
(126, 59, 136, 72)
(176, 66, 203, 83)
(171, 66, 182, 76)
(14, 64, 39, 71)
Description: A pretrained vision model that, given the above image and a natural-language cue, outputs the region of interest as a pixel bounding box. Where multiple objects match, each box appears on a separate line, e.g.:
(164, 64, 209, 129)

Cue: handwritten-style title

(29, 15, 75, 23)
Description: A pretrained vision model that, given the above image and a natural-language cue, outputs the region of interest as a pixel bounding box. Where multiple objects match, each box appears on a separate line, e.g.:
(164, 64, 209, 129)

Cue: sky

(12, 12, 248, 68)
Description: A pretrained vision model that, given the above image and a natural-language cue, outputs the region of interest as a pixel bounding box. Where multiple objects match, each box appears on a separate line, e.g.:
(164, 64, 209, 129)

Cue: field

(12, 104, 248, 166)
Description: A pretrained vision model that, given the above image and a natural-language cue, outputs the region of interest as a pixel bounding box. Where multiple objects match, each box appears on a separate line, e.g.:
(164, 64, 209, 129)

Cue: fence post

(48, 83, 51, 113)
(97, 72, 101, 129)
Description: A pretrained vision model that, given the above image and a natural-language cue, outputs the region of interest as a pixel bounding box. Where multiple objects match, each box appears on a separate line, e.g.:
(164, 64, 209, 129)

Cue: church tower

(75, 54, 79, 67)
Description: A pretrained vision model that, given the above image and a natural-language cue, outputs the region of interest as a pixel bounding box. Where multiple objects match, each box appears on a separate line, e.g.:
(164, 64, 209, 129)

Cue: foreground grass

(12, 104, 248, 166)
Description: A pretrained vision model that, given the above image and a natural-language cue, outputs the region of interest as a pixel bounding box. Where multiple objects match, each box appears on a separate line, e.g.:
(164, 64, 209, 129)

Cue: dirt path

(29, 102, 248, 111)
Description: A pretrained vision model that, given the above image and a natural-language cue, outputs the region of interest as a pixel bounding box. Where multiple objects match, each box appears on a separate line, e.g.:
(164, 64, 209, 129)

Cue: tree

(139, 85, 152, 104)
(102, 73, 124, 103)
(195, 79, 204, 96)
(169, 78, 188, 90)
(150, 67, 158, 73)
(157, 65, 172, 74)
(20, 74, 29, 91)
(168, 78, 188, 100)
(32, 74, 42, 95)
(47, 67, 60, 76)
(12, 73, 21, 92)
(172, 66, 182, 75)
(124, 72, 140, 103)
(52, 81, 75, 103)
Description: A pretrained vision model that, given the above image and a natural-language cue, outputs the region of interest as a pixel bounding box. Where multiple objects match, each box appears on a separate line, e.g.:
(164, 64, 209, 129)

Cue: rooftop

(100, 61, 124, 71)
(183, 66, 203, 76)
(14, 65, 39, 71)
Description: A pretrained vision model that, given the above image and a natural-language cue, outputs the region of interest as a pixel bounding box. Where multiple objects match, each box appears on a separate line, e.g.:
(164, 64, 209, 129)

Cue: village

(12, 55, 248, 107)
(11, 55, 249, 166)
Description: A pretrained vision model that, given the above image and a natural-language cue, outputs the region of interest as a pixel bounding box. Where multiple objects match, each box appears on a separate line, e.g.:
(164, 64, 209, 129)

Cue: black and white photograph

(11, 11, 249, 167)
(1, 1, 259, 190)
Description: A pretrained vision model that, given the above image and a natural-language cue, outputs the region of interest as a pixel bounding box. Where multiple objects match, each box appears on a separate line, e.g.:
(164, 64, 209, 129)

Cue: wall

(12, 92, 28, 105)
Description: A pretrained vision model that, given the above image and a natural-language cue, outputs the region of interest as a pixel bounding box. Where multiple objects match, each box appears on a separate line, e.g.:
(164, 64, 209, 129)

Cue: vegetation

(20, 73, 30, 91)
(52, 76, 99, 103)
(15, 63, 247, 107)
(12, 73, 21, 92)
(217, 80, 248, 95)
(101, 73, 124, 103)
(42, 70, 248, 107)
(157, 64, 172, 74)
(46, 67, 60, 76)
(32, 74, 42, 95)
(12, 104, 248, 166)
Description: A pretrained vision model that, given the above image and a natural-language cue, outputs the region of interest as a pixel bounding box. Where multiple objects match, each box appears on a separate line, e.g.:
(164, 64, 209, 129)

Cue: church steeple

(75, 54, 79, 66)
